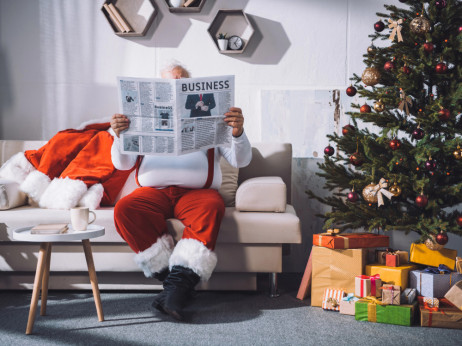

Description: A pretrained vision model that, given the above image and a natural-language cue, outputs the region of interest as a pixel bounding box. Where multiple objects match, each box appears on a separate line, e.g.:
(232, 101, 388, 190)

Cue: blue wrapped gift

(409, 268, 462, 298)
(400, 288, 416, 304)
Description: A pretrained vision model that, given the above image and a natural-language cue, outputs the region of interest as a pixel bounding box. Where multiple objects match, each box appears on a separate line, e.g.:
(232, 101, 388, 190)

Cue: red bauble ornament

(384, 61, 395, 71)
(425, 159, 437, 171)
(435, 230, 449, 245)
(435, 0, 447, 9)
(457, 215, 462, 227)
(415, 194, 428, 208)
(324, 145, 335, 156)
(459, 26, 462, 33)
(402, 66, 411, 74)
(349, 152, 363, 166)
(438, 108, 450, 121)
(374, 21, 385, 32)
(347, 190, 359, 202)
(346, 86, 357, 97)
(342, 124, 355, 136)
(435, 62, 448, 74)
(424, 42, 434, 53)
(389, 139, 401, 150)
(360, 104, 371, 113)
(412, 128, 424, 140)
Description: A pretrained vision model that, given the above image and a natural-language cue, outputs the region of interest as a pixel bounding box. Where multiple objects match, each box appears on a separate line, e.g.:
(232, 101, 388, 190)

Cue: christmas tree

(309, 0, 462, 247)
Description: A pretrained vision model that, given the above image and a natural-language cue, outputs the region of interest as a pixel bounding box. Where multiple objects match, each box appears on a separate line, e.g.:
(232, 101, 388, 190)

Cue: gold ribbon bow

(327, 297, 339, 307)
(388, 18, 403, 42)
(370, 178, 395, 207)
(322, 228, 341, 235)
(398, 89, 413, 115)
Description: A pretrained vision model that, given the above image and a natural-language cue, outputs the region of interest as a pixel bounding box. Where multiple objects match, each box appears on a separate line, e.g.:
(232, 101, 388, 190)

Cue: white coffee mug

(71, 207, 96, 231)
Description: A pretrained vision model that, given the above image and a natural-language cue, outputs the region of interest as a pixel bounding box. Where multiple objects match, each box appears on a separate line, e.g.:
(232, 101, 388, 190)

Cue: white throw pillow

(0, 178, 28, 210)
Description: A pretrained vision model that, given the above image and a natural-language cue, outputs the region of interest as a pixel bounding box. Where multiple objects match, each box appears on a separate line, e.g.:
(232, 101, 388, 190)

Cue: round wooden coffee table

(13, 224, 105, 334)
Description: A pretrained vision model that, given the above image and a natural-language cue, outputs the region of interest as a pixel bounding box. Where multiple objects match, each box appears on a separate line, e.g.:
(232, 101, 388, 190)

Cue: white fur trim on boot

(169, 238, 218, 282)
(134, 234, 175, 278)
(20, 170, 51, 203)
(0, 152, 36, 184)
(78, 183, 104, 209)
(39, 177, 87, 209)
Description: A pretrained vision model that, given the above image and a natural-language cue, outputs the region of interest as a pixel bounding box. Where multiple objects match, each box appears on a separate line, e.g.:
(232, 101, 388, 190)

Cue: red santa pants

(114, 186, 225, 253)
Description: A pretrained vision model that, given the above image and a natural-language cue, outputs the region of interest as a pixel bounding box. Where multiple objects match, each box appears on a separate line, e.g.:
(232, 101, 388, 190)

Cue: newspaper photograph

(117, 75, 234, 155)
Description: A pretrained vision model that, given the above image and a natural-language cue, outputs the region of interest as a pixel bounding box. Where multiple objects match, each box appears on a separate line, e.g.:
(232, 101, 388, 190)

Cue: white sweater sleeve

(111, 136, 138, 170)
(219, 130, 252, 168)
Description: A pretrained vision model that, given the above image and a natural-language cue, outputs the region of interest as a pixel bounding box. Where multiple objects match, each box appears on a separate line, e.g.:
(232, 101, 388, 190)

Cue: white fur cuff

(169, 238, 218, 282)
(78, 183, 104, 209)
(0, 152, 36, 184)
(134, 234, 174, 278)
(20, 170, 51, 203)
(39, 177, 87, 209)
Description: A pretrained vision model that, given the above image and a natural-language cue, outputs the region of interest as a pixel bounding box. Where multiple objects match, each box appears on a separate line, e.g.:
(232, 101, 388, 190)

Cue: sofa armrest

(235, 176, 286, 212)
(0, 178, 28, 210)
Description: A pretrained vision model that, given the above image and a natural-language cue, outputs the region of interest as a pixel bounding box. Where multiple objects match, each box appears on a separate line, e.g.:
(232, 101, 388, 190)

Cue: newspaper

(117, 75, 234, 155)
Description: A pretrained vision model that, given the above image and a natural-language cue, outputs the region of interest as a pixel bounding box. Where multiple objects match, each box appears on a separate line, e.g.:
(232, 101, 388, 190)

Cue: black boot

(153, 267, 170, 282)
(160, 265, 200, 321)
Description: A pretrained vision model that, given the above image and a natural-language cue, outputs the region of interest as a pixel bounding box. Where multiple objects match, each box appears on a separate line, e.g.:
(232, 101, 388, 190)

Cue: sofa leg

(269, 273, 280, 298)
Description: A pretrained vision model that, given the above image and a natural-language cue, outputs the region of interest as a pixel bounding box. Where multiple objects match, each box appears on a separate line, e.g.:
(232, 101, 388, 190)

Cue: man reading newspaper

(110, 63, 252, 321)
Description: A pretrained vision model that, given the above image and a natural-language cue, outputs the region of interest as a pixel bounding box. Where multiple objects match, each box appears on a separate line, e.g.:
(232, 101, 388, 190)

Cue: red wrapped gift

(313, 231, 389, 249)
(386, 253, 400, 267)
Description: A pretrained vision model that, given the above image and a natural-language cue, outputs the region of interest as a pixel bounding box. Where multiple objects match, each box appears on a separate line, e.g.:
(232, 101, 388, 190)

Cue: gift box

(444, 281, 462, 311)
(376, 249, 408, 265)
(355, 275, 382, 298)
(423, 297, 439, 308)
(386, 253, 400, 267)
(339, 293, 359, 315)
(409, 269, 462, 298)
(355, 298, 417, 326)
(419, 296, 462, 329)
(456, 257, 462, 274)
(381, 284, 401, 305)
(311, 246, 367, 307)
(365, 264, 417, 290)
(313, 232, 389, 249)
(400, 288, 417, 304)
(322, 288, 345, 311)
(409, 243, 457, 270)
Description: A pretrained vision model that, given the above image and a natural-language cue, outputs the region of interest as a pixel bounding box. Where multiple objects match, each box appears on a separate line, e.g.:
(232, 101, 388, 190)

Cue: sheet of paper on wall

(117, 75, 234, 156)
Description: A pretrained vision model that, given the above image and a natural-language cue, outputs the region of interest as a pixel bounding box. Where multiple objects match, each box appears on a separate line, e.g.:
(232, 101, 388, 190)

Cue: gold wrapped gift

(410, 243, 457, 270)
(311, 246, 367, 307)
(365, 264, 417, 290)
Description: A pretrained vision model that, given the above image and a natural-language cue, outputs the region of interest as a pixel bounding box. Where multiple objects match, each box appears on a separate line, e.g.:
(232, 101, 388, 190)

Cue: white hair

(160, 60, 191, 78)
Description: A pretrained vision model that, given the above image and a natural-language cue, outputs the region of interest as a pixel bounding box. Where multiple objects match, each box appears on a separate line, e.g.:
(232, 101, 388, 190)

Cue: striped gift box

(423, 296, 439, 308)
(322, 288, 346, 311)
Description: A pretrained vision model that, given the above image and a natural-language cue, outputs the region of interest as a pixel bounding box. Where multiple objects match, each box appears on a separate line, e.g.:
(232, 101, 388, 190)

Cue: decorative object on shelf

(374, 100, 385, 112)
(410, 14, 431, 35)
(361, 67, 381, 86)
(169, 0, 183, 7)
(388, 18, 403, 42)
(101, 0, 156, 37)
(362, 178, 394, 207)
(438, 108, 450, 121)
(436, 61, 448, 74)
(207, 10, 254, 54)
(424, 41, 434, 53)
(398, 89, 412, 115)
(453, 145, 462, 160)
(346, 85, 357, 97)
(216, 33, 228, 51)
(360, 104, 371, 113)
(324, 145, 335, 156)
(166, 0, 207, 12)
(342, 124, 355, 136)
(374, 20, 385, 32)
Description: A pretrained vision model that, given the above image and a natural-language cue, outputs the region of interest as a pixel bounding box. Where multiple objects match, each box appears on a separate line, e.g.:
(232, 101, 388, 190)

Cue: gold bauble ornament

(362, 183, 378, 203)
(410, 16, 431, 35)
(389, 182, 402, 197)
(367, 45, 376, 54)
(424, 235, 444, 251)
(374, 100, 385, 112)
(361, 67, 381, 86)
(453, 145, 462, 160)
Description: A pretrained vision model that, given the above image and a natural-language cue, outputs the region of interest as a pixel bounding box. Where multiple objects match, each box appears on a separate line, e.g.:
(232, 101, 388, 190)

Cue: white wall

(1, 0, 460, 271)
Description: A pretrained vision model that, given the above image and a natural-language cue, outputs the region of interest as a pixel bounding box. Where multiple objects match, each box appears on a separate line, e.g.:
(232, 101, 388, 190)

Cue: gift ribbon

(370, 178, 395, 207)
(326, 297, 339, 307)
(423, 264, 452, 274)
(388, 18, 403, 42)
(317, 229, 350, 249)
(381, 285, 400, 304)
(398, 89, 412, 115)
(422, 302, 446, 327)
(357, 274, 381, 297)
(342, 293, 357, 302)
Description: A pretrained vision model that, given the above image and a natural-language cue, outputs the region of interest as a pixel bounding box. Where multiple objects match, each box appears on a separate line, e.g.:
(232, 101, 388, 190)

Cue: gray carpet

(1, 274, 461, 345)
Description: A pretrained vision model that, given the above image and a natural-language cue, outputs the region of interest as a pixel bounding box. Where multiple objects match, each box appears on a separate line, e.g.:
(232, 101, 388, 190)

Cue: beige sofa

(0, 140, 301, 294)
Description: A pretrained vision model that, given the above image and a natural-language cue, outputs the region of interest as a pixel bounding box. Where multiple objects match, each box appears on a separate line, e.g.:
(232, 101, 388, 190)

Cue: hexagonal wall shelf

(207, 10, 255, 54)
(165, 0, 207, 13)
(102, 0, 156, 37)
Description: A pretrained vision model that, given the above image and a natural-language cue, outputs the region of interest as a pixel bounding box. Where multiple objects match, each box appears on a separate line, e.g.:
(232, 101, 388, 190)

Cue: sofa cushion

(235, 176, 286, 212)
(0, 179, 27, 210)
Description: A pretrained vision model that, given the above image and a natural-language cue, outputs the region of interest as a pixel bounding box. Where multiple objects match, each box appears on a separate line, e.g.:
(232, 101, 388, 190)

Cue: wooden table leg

(26, 242, 49, 335)
(40, 243, 52, 316)
(296, 250, 313, 300)
(82, 239, 104, 322)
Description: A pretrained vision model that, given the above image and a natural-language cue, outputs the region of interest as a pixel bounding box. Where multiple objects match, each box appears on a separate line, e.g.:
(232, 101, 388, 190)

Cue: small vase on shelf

(217, 33, 228, 51)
